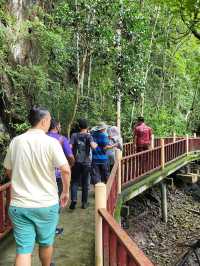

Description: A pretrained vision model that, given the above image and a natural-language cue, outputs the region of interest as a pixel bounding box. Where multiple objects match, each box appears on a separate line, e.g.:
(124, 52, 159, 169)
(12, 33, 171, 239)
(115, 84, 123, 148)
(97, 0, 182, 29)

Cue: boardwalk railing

(0, 182, 11, 240)
(106, 160, 119, 215)
(95, 135, 200, 266)
(95, 151, 154, 266)
(122, 146, 162, 186)
(99, 208, 154, 266)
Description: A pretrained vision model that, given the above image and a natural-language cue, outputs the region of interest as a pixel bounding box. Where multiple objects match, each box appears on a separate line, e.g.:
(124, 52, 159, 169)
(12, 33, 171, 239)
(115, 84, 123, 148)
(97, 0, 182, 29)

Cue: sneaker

(69, 201, 76, 210)
(82, 202, 89, 209)
(56, 227, 64, 236)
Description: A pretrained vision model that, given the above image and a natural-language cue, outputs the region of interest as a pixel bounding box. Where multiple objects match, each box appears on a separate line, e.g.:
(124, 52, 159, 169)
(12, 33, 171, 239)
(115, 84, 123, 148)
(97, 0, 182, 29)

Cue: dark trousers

(91, 161, 109, 184)
(136, 144, 150, 153)
(71, 163, 91, 203)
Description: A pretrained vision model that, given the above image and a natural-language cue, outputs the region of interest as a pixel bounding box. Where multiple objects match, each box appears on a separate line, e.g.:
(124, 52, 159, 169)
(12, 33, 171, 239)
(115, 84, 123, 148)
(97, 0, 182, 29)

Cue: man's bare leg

(15, 254, 31, 266)
(39, 246, 53, 266)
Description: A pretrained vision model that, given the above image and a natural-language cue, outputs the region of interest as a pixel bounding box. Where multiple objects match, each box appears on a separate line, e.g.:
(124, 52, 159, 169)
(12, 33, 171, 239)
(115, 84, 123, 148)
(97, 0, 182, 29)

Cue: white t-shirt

(4, 129, 68, 208)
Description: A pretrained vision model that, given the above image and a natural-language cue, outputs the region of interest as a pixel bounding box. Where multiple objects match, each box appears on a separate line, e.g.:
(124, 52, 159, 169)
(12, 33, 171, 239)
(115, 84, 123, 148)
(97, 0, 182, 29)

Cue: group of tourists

(3, 104, 152, 266)
(48, 117, 123, 211)
(3, 106, 123, 266)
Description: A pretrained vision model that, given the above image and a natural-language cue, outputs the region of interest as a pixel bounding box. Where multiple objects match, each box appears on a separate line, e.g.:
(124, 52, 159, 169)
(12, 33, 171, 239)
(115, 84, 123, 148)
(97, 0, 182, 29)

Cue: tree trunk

(67, 51, 88, 137)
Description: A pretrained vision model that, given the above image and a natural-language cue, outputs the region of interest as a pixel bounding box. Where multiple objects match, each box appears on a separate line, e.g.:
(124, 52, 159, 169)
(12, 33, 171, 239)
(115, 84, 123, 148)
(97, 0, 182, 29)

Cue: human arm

(89, 135, 98, 149)
(52, 140, 71, 207)
(149, 128, 152, 143)
(63, 137, 75, 167)
(59, 163, 71, 208)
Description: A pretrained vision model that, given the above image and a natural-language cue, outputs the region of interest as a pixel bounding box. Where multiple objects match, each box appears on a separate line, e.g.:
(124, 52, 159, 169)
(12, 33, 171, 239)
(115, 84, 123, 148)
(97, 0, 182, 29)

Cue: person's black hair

(28, 106, 49, 127)
(78, 118, 88, 130)
(137, 116, 144, 123)
(49, 118, 59, 131)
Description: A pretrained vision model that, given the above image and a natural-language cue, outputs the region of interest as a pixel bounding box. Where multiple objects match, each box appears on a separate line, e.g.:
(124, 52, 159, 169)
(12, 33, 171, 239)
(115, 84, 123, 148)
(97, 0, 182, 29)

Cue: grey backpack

(75, 133, 91, 163)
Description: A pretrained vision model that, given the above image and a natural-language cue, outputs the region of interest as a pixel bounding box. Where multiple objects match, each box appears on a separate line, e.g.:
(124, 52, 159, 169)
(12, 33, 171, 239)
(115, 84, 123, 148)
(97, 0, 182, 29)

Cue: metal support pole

(161, 182, 167, 223)
(95, 183, 107, 266)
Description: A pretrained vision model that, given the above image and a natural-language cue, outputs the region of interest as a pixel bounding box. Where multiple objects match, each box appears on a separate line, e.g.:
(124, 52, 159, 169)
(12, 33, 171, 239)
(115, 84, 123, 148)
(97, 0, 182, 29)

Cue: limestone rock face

(8, 0, 38, 64)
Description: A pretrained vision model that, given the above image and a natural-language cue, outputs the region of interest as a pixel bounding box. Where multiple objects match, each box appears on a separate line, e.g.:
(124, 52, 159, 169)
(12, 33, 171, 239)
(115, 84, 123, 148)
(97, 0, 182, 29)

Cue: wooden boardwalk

(1, 136, 200, 266)
(0, 192, 95, 266)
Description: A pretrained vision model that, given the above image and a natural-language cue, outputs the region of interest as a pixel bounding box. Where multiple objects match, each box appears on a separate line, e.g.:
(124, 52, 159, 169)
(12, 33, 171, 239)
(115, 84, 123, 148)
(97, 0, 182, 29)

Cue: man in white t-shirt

(4, 106, 71, 266)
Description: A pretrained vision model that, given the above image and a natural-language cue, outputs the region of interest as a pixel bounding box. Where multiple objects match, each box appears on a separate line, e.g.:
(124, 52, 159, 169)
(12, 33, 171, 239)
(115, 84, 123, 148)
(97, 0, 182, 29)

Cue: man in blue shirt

(91, 122, 117, 184)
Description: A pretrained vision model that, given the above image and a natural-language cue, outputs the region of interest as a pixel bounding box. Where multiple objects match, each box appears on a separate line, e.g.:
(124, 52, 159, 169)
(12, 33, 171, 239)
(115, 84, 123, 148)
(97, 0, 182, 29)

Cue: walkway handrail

(122, 146, 162, 186)
(121, 138, 189, 187)
(0, 182, 11, 240)
(95, 152, 155, 265)
(106, 160, 118, 215)
(98, 208, 154, 266)
(96, 135, 200, 266)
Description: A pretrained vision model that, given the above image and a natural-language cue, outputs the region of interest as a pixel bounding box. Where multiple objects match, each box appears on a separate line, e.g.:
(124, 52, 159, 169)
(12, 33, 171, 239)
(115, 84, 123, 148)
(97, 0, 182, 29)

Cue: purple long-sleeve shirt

(48, 132, 73, 157)
(48, 132, 73, 179)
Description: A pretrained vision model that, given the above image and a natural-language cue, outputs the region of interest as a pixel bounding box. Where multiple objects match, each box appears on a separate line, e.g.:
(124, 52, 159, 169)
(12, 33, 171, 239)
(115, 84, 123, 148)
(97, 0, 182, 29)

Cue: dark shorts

(91, 162, 109, 184)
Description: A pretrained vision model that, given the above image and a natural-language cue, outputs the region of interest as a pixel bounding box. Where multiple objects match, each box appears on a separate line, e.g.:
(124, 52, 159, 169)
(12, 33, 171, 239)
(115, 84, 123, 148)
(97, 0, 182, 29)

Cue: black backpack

(74, 133, 91, 163)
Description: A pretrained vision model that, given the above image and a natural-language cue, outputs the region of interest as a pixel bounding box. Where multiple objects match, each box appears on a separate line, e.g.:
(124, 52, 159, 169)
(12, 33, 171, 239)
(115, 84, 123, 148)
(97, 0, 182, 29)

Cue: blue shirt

(92, 131, 109, 164)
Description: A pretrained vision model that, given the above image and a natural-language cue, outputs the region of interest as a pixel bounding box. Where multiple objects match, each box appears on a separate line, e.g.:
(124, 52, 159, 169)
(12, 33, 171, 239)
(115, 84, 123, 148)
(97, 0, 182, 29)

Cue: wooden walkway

(0, 192, 95, 266)
(1, 136, 200, 265)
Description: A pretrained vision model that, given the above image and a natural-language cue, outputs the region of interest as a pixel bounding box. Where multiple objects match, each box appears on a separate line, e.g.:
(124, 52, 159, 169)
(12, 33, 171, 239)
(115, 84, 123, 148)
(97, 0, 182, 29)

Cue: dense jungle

(0, 0, 200, 169)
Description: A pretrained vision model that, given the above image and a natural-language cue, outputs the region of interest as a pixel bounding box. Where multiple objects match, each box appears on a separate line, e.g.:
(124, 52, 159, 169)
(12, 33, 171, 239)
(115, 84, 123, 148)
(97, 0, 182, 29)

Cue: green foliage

(0, 0, 199, 145)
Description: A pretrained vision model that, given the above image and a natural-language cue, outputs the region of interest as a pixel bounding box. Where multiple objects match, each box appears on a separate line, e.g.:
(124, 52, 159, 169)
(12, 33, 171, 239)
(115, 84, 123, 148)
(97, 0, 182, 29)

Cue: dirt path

(0, 192, 95, 266)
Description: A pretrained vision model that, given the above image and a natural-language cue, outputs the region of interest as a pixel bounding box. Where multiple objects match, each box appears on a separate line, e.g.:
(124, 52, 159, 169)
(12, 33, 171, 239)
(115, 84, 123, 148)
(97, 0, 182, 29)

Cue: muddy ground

(126, 179, 200, 266)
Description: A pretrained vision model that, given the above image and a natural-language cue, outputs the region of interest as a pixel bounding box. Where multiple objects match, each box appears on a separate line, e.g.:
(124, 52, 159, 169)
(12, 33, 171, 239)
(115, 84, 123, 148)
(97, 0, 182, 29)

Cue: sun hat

(93, 122, 108, 131)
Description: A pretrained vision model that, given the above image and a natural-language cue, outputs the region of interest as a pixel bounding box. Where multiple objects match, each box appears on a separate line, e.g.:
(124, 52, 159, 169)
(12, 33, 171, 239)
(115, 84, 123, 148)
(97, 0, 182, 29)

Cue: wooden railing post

(186, 134, 189, 155)
(95, 183, 107, 266)
(116, 149, 122, 194)
(151, 134, 154, 149)
(161, 139, 165, 170)
(194, 133, 197, 138)
(173, 132, 176, 143)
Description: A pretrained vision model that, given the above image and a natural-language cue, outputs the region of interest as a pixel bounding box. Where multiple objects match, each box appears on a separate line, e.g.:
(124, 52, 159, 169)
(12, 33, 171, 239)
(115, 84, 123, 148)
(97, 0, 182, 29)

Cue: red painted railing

(121, 138, 190, 186)
(99, 208, 154, 266)
(164, 139, 186, 164)
(0, 182, 11, 240)
(101, 152, 154, 265)
(122, 147, 161, 186)
(103, 136, 199, 266)
(100, 137, 196, 266)
(189, 137, 200, 151)
(106, 162, 118, 215)
(123, 141, 135, 156)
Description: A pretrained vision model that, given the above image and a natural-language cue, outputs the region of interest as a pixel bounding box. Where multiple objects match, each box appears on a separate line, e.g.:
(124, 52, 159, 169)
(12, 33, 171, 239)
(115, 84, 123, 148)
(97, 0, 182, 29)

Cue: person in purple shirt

(48, 119, 74, 236)
(48, 118, 75, 197)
